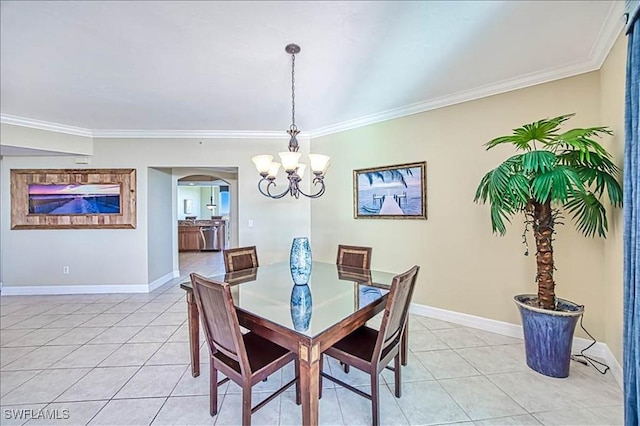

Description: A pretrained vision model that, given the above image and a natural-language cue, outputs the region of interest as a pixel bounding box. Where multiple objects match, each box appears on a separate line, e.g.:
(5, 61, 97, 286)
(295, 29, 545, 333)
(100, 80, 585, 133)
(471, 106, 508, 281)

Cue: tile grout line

(65, 308, 188, 425)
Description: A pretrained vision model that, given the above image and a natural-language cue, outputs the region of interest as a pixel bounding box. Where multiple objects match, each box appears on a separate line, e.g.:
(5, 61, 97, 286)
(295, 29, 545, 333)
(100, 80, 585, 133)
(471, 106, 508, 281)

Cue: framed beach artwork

(10, 168, 136, 229)
(353, 161, 427, 220)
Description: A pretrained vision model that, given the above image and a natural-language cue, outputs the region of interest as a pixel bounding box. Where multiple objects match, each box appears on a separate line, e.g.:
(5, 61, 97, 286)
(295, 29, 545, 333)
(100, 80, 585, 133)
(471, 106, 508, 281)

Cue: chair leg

(394, 353, 401, 398)
(371, 372, 380, 426)
(242, 383, 252, 426)
(318, 355, 323, 399)
(401, 325, 408, 366)
(341, 361, 350, 373)
(210, 363, 219, 416)
(295, 359, 302, 405)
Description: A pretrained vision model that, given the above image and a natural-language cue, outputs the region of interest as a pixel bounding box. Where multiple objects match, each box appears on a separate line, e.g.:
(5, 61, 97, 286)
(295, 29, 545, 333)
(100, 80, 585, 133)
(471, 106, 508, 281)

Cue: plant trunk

(533, 199, 556, 310)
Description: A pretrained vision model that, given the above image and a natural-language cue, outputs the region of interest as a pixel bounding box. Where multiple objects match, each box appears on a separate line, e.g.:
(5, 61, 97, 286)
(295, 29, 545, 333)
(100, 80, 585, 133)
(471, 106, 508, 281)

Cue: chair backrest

(337, 244, 372, 269)
(372, 265, 420, 363)
(190, 272, 251, 376)
(223, 246, 259, 273)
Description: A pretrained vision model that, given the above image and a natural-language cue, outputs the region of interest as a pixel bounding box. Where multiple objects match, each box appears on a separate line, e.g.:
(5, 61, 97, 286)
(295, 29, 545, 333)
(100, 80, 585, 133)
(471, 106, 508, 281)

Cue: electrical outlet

(63, 266, 70, 274)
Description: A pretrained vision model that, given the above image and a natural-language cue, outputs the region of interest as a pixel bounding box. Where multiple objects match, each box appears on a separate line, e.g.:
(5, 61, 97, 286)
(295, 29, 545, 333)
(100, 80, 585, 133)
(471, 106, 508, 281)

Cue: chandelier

(205, 185, 216, 211)
(252, 44, 330, 199)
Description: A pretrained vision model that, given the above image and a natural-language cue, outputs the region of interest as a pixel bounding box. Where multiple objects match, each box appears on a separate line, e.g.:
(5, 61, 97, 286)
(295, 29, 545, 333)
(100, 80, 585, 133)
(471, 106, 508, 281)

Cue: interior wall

(1, 136, 311, 289)
(147, 167, 175, 283)
(310, 71, 616, 341)
(1, 155, 146, 287)
(600, 33, 627, 363)
(177, 186, 202, 220)
(0, 156, 3, 288)
(0, 123, 93, 155)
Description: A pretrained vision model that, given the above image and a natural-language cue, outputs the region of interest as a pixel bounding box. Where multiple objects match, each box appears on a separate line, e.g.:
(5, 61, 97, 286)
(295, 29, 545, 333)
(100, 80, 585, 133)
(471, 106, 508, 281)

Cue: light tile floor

(0, 252, 623, 425)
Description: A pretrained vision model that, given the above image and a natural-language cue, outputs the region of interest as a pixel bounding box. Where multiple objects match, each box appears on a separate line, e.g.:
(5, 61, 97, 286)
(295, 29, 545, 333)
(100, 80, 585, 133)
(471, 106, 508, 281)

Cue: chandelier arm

(257, 178, 290, 199)
(295, 178, 326, 199)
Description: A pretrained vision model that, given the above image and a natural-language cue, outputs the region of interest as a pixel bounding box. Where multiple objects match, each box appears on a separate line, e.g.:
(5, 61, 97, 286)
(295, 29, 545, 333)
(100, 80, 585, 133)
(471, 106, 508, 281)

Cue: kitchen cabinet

(178, 226, 202, 251)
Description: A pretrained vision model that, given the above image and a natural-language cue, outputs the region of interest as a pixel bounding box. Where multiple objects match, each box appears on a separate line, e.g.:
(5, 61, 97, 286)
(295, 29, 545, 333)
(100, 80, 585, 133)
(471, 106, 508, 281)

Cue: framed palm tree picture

(353, 161, 427, 219)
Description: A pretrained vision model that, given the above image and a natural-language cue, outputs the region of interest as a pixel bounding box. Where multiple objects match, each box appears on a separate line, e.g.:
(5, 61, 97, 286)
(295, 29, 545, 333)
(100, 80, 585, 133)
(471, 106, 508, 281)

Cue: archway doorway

(174, 168, 238, 276)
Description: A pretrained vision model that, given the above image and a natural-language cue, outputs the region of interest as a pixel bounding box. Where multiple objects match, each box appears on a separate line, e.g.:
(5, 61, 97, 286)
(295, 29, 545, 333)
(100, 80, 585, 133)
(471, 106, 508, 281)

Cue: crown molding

(309, 2, 626, 139)
(0, 114, 310, 140)
(92, 129, 308, 140)
(0, 114, 93, 138)
(590, 1, 626, 69)
(308, 60, 598, 138)
(1, 4, 625, 142)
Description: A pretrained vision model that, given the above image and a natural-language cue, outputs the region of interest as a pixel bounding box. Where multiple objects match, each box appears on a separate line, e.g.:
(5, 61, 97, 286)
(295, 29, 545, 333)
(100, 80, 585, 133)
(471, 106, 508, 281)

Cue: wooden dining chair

(336, 244, 373, 373)
(336, 244, 372, 269)
(337, 244, 410, 368)
(190, 273, 299, 425)
(319, 265, 419, 426)
(223, 246, 259, 273)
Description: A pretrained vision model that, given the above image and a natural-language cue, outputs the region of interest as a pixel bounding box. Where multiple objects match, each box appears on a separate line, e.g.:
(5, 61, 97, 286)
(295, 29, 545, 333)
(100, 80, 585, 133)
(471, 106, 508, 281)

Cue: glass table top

(182, 261, 397, 338)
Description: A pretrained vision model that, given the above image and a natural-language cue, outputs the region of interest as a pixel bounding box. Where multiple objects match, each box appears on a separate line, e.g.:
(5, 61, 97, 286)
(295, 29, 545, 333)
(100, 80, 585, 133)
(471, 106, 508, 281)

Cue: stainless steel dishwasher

(200, 226, 219, 251)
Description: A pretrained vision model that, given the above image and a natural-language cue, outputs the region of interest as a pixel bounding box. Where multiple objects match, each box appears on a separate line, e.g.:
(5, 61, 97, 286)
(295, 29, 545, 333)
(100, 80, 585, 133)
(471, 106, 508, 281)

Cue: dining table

(180, 260, 398, 426)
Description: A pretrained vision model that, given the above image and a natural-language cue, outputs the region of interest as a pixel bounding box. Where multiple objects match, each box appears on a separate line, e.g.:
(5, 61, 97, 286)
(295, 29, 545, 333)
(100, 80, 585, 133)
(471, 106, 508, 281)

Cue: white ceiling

(0, 1, 624, 137)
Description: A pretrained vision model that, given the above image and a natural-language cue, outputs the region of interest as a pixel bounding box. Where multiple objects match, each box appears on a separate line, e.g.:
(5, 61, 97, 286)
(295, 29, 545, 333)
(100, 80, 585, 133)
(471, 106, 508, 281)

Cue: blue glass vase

(290, 284, 312, 332)
(290, 237, 312, 285)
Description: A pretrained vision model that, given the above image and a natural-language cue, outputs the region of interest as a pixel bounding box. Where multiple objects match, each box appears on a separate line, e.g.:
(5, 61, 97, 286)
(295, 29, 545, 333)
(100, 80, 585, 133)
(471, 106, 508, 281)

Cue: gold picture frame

(353, 161, 427, 219)
(10, 168, 136, 229)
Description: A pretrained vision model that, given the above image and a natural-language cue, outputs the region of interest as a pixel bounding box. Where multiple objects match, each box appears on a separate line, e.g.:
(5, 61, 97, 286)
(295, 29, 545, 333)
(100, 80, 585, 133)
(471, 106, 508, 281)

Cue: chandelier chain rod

(291, 52, 296, 129)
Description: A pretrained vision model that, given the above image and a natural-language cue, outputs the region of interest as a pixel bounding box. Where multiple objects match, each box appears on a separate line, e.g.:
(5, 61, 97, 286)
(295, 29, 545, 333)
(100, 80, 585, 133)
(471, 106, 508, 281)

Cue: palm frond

(557, 150, 620, 176)
(548, 127, 613, 162)
(522, 151, 556, 174)
(490, 203, 512, 235)
(506, 174, 530, 208)
(364, 169, 408, 187)
(484, 114, 574, 151)
(531, 166, 583, 204)
(564, 191, 608, 237)
(474, 155, 528, 234)
(575, 167, 623, 207)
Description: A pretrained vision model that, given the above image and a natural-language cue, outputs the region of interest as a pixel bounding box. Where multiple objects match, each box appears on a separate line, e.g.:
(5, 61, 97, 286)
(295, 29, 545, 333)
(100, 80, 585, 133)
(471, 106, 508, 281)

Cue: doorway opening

(174, 168, 238, 276)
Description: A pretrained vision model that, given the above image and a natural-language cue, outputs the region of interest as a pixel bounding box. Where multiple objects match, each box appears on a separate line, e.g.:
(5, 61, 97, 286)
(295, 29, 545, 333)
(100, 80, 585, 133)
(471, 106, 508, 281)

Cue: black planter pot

(514, 294, 584, 378)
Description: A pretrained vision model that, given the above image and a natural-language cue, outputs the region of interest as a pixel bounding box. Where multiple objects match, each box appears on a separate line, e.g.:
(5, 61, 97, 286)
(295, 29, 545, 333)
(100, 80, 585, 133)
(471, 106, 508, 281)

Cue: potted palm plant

(474, 114, 622, 378)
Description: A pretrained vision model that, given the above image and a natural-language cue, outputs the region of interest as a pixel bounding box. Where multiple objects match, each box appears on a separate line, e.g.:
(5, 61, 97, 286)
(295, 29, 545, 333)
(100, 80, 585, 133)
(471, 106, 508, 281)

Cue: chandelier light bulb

(252, 155, 273, 175)
(268, 162, 281, 179)
(279, 152, 302, 172)
(308, 154, 331, 174)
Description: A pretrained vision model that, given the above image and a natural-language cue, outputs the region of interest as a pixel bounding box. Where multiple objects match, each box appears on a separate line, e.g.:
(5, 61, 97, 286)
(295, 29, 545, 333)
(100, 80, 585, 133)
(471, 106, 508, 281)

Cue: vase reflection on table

(290, 284, 312, 331)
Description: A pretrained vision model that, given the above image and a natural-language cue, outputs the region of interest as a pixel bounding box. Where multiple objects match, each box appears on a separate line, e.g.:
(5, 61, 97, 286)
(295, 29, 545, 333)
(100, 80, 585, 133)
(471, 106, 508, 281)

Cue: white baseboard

(599, 343, 624, 388)
(1, 284, 150, 295)
(410, 303, 525, 338)
(1, 269, 183, 297)
(410, 302, 623, 390)
(148, 270, 179, 292)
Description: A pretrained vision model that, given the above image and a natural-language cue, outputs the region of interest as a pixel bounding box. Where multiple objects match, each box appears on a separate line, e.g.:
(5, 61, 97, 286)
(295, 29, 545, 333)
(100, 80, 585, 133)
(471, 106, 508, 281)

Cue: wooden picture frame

(10, 168, 137, 229)
(183, 199, 193, 214)
(353, 161, 427, 219)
